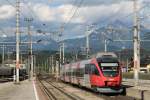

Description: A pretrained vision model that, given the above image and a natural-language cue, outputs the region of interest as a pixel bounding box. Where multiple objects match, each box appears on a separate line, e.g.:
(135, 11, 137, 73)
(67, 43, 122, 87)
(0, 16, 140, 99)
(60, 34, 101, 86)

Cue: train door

(84, 64, 91, 88)
(90, 64, 101, 87)
(76, 63, 80, 85)
(69, 64, 72, 83)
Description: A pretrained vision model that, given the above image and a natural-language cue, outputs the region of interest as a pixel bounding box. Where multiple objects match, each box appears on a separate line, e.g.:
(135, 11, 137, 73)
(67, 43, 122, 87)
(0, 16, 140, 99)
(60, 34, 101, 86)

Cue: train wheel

(92, 86, 98, 93)
(120, 87, 126, 95)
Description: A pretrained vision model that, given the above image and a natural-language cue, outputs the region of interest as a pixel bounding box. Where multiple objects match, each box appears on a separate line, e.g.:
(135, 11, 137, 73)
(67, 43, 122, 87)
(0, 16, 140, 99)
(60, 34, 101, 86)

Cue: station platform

(123, 79, 150, 100)
(0, 78, 44, 100)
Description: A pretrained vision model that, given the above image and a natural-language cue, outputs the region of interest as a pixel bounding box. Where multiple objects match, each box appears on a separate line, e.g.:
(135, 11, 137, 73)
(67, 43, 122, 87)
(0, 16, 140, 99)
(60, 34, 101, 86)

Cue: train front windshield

(100, 63, 119, 77)
(97, 57, 119, 77)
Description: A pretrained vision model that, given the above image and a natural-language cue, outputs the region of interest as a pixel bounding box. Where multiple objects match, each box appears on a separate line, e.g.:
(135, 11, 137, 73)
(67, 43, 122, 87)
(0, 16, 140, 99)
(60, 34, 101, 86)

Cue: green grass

(122, 72, 150, 80)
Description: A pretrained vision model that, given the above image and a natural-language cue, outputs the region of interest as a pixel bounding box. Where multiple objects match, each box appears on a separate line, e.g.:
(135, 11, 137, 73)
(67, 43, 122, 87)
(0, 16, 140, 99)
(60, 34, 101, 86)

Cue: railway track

(38, 75, 139, 100)
(38, 77, 84, 100)
(60, 81, 139, 100)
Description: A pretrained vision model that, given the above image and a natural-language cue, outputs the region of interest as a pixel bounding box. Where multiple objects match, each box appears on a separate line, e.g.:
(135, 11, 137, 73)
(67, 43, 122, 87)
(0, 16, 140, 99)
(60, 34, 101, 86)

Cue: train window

(79, 68, 84, 77)
(91, 64, 99, 76)
(85, 64, 99, 76)
(74, 69, 77, 76)
(99, 62, 119, 77)
(97, 57, 118, 63)
(85, 64, 90, 74)
(76, 68, 84, 77)
(72, 69, 75, 76)
(76, 69, 80, 77)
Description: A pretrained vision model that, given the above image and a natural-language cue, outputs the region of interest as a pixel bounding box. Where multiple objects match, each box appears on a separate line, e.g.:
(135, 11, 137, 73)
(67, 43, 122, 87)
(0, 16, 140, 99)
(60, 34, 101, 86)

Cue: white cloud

(32, 1, 134, 24)
(33, 4, 55, 21)
(33, 3, 84, 23)
(0, 0, 144, 39)
(77, 1, 133, 23)
(0, 5, 15, 19)
(51, 0, 127, 6)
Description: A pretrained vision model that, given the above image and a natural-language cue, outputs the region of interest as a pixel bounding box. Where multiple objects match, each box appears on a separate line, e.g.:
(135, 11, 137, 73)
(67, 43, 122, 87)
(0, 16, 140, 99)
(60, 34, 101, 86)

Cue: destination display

(100, 63, 118, 66)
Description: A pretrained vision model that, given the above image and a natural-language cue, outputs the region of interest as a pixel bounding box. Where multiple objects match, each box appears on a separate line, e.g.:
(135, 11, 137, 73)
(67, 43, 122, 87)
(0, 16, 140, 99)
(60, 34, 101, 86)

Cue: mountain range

(0, 20, 150, 54)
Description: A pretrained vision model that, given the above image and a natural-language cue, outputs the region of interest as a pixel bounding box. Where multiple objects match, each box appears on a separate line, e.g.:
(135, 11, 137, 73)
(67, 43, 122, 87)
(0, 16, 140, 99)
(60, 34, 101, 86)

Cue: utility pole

(59, 44, 62, 65)
(58, 26, 64, 76)
(15, 0, 20, 83)
(62, 43, 65, 64)
(49, 57, 51, 73)
(2, 45, 5, 66)
(51, 55, 54, 74)
(133, 0, 140, 85)
(127, 59, 129, 72)
(24, 18, 33, 80)
(104, 40, 107, 52)
(86, 26, 90, 58)
(33, 55, 36, 75)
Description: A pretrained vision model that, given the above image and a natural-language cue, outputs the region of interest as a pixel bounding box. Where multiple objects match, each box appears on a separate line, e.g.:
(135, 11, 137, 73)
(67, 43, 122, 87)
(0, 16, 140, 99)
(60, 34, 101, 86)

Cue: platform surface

(0, 80, 37, 100)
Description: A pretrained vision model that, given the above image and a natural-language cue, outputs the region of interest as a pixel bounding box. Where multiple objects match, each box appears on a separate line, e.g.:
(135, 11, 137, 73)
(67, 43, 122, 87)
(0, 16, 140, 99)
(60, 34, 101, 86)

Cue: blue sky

(0, 0, 150, 40)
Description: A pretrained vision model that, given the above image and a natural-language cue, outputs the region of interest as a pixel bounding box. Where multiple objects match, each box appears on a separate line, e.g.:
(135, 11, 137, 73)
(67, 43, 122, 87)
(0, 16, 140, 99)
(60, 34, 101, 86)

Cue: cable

(6, 0, 27, 17)
(22, 0, 38, 18)
(0, 28, 7, 35)
(97, 2, 148, 27)
(57, 0, 84, 37)
(64, 0, 84, 27)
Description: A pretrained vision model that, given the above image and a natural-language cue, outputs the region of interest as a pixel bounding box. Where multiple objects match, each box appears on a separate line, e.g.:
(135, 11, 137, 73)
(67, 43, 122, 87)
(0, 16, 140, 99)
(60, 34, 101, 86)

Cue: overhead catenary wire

(0, 28, 8, 35)
(52, 0, 85, 42)
(4, 0, 39, 42)
(57, 0, 148, 42)
(6, 0, 27, 17)
(92, 1, 149, 43)
(97, 1, 148, 27)
(59, 0, 84, 34)
(5, 0, 37, 26)
(66, 0, 84, 26)
(22, 0, 38, 18)
(3, 0, 150, 38)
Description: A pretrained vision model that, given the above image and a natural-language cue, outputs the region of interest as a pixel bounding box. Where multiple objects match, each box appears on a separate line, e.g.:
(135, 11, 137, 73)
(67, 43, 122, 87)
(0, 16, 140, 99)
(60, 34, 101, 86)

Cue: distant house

(3, 60, 15, 68)
(128, 56, 150, 73)
(4, 60, 26, 69)
(140, 56, 150, 73)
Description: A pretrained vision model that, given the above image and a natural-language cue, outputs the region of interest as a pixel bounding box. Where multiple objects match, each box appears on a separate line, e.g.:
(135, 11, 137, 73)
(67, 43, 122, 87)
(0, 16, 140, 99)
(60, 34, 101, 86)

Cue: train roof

(97, 57, 118, 63)
(95, 52, 118, 62)
(92, 52, 117, 58)
(62, 52, 118, 66)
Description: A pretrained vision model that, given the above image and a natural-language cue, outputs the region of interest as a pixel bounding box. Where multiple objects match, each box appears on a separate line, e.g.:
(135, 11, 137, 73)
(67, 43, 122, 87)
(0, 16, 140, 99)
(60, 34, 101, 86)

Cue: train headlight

(147, 64, 150, 69)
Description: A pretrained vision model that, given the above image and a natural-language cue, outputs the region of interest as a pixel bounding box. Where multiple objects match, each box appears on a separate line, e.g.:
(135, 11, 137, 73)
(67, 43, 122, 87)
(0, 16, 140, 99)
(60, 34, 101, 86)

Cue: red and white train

(60, 52, 125, 93)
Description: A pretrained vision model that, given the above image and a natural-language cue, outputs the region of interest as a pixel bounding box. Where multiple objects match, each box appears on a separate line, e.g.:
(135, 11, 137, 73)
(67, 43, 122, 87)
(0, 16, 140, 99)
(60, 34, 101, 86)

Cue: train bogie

(96, 86, 124, 93)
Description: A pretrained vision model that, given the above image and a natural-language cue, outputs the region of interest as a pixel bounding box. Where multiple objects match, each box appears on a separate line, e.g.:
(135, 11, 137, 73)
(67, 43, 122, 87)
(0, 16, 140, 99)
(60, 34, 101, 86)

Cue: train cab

(90, 53, 124, 93)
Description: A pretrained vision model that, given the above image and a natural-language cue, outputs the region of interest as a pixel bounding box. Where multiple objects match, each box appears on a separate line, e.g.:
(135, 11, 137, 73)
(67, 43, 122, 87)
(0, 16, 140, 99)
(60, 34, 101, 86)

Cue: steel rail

(45, 80, 84, 100)
(38, 79, 57, 100)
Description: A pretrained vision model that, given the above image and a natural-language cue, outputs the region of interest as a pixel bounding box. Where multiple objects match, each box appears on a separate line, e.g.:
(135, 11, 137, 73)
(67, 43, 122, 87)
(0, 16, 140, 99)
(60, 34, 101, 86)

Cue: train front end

(94, 54, 125, 93)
